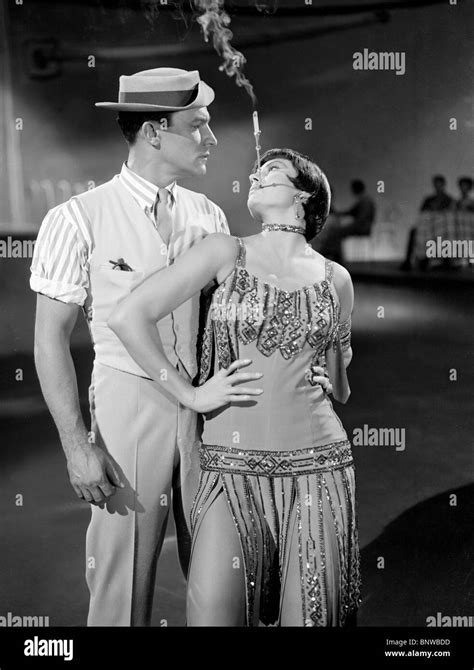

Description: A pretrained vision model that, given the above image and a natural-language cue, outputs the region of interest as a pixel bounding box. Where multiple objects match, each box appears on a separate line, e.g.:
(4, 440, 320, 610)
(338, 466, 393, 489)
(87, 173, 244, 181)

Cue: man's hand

(67, 442, 124, 505)
(305, 364, 333, 395)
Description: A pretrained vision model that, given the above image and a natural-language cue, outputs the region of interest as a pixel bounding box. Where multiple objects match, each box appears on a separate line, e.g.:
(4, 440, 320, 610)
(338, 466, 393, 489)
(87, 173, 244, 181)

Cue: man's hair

(254, 148, 331, 242)
(351, 179, 365, 195)
(432, 174, 446, 185)
(116, 111, 175, 145)
(458, 176, 473, 189)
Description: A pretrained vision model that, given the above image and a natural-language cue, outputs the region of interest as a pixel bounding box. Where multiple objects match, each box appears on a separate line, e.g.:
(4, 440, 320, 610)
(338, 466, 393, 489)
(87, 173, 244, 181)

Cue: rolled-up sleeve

(30, 198, 91, 306)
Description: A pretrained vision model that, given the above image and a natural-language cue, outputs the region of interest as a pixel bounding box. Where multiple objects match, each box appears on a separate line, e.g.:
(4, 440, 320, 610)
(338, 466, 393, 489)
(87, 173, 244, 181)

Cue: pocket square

(109, 258, 134, 271)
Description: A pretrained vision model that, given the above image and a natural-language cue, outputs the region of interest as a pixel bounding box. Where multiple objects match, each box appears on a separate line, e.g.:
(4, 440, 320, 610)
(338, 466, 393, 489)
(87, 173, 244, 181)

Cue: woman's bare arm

(108, 233, 253, 408)
(108, 233, 237, 403)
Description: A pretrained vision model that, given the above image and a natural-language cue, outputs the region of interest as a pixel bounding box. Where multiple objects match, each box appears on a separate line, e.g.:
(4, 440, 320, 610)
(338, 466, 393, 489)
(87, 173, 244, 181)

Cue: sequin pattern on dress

(190, 236, 360, 626)
(197, 236, 348, 385)
(190, 443, 361, 626)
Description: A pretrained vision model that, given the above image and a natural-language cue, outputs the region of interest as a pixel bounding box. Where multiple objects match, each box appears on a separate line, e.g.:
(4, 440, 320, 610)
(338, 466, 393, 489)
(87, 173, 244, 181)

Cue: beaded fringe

(190, 444, 361, 627)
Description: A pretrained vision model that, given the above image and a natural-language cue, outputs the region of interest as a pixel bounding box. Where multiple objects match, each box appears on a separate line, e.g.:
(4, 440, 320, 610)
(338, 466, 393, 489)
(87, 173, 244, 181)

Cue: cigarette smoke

(193, 0, 257, 106)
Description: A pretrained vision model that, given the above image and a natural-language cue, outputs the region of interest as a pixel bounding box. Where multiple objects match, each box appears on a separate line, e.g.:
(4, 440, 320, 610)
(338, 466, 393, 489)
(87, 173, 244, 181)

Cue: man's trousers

(85, 361, 201, 626)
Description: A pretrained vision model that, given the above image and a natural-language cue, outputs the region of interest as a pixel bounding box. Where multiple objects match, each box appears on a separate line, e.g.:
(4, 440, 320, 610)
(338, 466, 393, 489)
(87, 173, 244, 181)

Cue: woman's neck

(257, 208, 306, 255)
(256, 230, 309, 264)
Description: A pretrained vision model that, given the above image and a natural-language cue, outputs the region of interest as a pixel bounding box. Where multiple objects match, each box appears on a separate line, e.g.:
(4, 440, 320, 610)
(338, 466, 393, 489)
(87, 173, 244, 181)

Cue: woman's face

(247, 158, 300, 220)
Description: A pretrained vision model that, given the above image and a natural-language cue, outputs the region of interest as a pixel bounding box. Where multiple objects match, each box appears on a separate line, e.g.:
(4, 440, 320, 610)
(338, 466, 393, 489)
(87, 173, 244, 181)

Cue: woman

(108, 148, 361, 627)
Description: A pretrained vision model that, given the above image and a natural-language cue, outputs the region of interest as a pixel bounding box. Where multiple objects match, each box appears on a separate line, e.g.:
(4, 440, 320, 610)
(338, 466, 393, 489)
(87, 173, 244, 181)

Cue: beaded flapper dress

(190, 236, 361, 626)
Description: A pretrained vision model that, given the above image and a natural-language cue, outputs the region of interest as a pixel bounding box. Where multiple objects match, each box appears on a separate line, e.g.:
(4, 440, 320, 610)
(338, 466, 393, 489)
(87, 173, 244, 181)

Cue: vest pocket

(97, 265, 144, 285)
(91, 266, 145, 316)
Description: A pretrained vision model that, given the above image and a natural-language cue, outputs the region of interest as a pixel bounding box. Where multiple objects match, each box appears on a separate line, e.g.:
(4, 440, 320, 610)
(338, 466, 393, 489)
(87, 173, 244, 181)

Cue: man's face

(156, 107, 217, 178)
(433, 178, 446, 194)
(459, 180, 472, 197)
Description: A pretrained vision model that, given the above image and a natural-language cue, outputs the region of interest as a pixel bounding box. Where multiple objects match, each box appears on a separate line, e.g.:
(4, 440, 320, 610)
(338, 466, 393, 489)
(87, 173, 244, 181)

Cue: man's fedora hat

(95, 67, 215, 111)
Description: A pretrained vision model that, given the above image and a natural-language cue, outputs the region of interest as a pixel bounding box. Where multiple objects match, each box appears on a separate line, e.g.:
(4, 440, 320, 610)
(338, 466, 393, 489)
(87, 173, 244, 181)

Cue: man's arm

(34, 294, 124, 504)
(420, 196, 431, 212)
(333, 263, 354, 368)
(30, 201, 122, 504)
(339, 202, 358, 218)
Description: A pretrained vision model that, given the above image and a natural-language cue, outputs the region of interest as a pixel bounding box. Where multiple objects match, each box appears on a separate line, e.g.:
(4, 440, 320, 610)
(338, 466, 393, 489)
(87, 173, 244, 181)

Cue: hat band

(119, 85, 198, 107)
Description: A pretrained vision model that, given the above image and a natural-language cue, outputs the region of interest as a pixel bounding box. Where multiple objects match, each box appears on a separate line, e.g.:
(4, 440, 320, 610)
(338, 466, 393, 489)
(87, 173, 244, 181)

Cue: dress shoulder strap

(235, 236, 247, 267)
(324, 257, 334, 284)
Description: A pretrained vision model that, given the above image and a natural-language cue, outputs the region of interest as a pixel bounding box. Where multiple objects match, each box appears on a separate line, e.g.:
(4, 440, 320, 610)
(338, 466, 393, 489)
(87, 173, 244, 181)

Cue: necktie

(153, 187, 174, 246)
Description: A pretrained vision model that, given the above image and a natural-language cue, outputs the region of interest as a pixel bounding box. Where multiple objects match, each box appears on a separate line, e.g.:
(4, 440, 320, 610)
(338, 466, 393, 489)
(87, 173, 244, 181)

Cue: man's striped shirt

(30, 162, 229, 305)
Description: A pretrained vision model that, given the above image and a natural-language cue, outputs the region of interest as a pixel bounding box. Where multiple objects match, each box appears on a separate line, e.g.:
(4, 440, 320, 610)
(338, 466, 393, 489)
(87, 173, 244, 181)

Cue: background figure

(314, 180, 376, 265)
(454, 177, 474, 267)
(338, 179, 376, 238)
(455, 176, 474, 212)
(400, 175, 455, 270)
(312, 184, 343, 263)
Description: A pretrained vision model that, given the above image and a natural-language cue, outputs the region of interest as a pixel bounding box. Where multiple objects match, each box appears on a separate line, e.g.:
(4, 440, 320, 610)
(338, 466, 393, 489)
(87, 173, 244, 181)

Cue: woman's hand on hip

(188, 359, 263, 412)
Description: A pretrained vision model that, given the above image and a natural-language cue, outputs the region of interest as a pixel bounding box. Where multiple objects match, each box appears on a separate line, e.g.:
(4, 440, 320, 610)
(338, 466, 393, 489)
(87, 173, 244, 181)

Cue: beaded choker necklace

(261, 223, 305, 235)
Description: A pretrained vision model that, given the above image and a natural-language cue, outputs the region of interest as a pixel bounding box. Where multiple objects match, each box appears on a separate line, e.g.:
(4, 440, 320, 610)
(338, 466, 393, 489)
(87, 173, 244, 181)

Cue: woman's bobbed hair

(253, 148, 331, 242)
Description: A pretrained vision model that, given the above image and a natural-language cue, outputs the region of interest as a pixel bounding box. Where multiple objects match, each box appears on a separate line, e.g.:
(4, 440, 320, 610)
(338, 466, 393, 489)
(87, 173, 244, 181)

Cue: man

(454, 177, 474, 266)
(419, 175, 456, 213)
(338, 179, 376, 238)
(311, 184, 343, 263)
(455, 176, 474, 212)
(400, 175, 455, 270)
(30, 67, 229, 626)
(315, 179, 375, 264)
